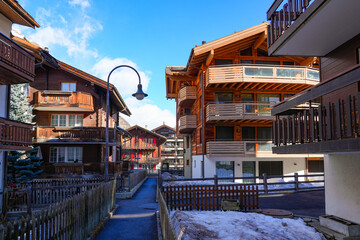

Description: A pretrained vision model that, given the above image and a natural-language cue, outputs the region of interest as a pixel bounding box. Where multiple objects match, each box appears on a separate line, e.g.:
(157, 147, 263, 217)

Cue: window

(61, 82, 76, 91)
(215, 93, 233, 103)
(215, 59, 233, 65)
(216, 161, 234, 181)
(259, 161, 283, 176)
(257, 48, 268, 57)
(240, 47, 252, 56)
(257, 93, 280, 103)
(51, 114, 83, 127)
(308, 159, 324, 173)
(284, 94, 294, 100)
(216, 126, 234, 140)
(49, 147, 83, 163)
(255, 60, 280, 65)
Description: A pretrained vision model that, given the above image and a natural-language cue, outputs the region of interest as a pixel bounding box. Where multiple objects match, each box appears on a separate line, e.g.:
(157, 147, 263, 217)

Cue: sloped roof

(152, 124, 176, 133)
(127, 125, 167, 145)
(0, 0, 39, 28)
(12, 36, 131, 116)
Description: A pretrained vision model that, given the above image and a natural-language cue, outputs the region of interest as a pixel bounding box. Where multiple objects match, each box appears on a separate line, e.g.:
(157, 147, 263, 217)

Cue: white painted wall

(191, 155, 308, 181)
(325, 153, 360, 224)
(0, 13, 12, 37)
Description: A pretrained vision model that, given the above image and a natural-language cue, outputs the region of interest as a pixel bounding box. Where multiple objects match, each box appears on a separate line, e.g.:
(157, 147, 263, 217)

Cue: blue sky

(16, 0, 270, 129)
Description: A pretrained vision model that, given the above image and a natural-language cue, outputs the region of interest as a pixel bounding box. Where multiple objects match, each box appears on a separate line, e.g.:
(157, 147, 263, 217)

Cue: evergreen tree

(9, 84, 34, 123)
(7, 147, 43, 184)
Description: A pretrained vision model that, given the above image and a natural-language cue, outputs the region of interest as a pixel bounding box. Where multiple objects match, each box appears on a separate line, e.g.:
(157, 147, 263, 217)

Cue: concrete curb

(156, 211, 163, 240)
(87, 204, 120, 240)
(116, 176, 149, 199)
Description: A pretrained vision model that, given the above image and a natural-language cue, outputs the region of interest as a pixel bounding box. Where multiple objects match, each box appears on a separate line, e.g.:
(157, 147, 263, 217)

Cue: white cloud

(122, 97, 176, 130)
(69, 0, 90, 10)
(92, 57, 150, 97)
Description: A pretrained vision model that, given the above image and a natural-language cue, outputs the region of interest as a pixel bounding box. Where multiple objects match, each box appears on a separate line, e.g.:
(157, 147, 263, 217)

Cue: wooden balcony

(0, 117, 33, 151)
(206, 140, 273, 157)
(273, 94, 360, 154)
(178, 86, 196, 107)
(267, 0, 360, 56)
(206, 64, 319, 91)
(0, 33, 35, 84)
(206, 102, 275, 124)
(33, 91, 94, 112)
(34, 127, 121, 144)
(179, 115, 196, 134)
(122, 143, 157, 150)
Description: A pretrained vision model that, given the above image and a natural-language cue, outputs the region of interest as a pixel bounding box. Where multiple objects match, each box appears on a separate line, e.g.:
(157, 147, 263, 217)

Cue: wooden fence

(4, 178, 105, 214)
(162, 184, 259, 211)
(115, 169, 147, 192)
(0, 180, 116, 240)
(157, 187, 177, 240)
(160, 173, 324, 195)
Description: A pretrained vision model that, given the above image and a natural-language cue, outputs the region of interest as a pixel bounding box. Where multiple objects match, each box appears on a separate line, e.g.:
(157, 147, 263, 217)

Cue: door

(242, 127, 255, 152)
(242, 161, 256, 183)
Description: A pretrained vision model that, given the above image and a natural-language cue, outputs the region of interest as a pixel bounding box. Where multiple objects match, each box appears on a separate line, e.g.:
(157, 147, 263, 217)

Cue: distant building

(123, 125, 166, 171)
(153, 124, 184, 172)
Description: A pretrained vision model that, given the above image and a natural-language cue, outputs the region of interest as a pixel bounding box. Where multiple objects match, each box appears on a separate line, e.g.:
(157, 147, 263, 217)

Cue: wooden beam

(300, 57, 316, 66)
(253, 32, 267, 50)
(205, 49, 215, 67)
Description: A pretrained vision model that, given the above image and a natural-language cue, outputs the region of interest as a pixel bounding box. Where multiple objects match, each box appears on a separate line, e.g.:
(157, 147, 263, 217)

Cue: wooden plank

(318, 105, 323, 141)
(335, 99, 342, 139)
(326, 103, 332, 140)
(310, 108, 314, 142)
(346, 96, 353, 137)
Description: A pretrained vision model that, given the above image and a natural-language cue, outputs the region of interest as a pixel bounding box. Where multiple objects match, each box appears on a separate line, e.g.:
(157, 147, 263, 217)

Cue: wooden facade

(11, 39, 131, 176)
(166, 23, 320, 178)
(122, 125, 166, 170)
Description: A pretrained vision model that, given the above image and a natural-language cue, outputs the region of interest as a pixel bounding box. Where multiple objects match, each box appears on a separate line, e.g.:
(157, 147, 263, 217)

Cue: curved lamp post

(105, 65, 148, 181)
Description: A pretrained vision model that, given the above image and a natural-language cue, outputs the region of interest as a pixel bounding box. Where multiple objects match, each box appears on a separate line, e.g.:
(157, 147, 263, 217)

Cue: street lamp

(105, 65, 148, 181)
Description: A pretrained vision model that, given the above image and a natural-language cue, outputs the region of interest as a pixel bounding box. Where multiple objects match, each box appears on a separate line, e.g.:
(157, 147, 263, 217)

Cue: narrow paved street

(96, 177, 158, 240)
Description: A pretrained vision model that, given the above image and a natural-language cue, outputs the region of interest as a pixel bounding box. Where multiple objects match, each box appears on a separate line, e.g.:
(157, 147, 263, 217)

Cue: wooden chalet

(267, 0, 360, 229)
(12, 38, 132, 176)
(122, 125, 166, 171)
(166, 22, 323, 179)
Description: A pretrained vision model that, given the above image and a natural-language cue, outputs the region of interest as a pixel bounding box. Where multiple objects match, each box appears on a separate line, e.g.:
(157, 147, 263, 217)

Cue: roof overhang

(0, 0, 39, 28)
(268, 0, 360, 56)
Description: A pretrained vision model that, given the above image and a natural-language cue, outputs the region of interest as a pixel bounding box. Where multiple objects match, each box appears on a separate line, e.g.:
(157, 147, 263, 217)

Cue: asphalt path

(96, 177, 158, 240)
(259, 190, 325, 217)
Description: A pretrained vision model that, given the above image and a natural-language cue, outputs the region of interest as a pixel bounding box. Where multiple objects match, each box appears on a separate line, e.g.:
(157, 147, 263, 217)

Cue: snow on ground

(171, 210, 325, 240)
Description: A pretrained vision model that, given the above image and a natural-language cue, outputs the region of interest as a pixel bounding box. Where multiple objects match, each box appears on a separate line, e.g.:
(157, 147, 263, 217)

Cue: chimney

(44, 47, 49, 53)
(145, 125, 148, 129)
(202, 41, 206, 45)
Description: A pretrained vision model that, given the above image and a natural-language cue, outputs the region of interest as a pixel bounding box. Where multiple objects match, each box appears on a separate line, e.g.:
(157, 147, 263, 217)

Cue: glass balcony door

(242, 161, 255, 183)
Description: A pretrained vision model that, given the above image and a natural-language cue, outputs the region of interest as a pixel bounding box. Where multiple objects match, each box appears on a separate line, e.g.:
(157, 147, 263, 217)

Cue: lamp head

(132, 83, 148, 100)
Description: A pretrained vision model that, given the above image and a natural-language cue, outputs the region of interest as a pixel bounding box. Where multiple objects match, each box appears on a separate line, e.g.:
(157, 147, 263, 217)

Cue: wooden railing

(206, 64, 319, 86)
(1, 180, 116, 240)
(179, 115, 197, 133)
(35, 127, 121, 143)
(162, 184, 259, 211)
(33, 90, 94, 111)
(206, 102, 275, 122)
(178, 85, 196, 107)
(273, 95, 360, 149)
(115, 169, 148, 192)
(267, 0, 314, 48)
(160, 173, 325, 195)
(158, 186, 177, 240)
(122, 142, 157, 150)
(206, 140, 273, 157)
(0, 117, 33, 151)
(0, 33, 35, 84)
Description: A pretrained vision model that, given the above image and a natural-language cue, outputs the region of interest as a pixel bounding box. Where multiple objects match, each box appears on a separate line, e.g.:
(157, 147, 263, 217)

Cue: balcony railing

(206, 102, 275, 122)
(273, 94, 360, 153)
(267, 0, 314, 48)
(0, 117, 33, 151)
(179, 115, 197, 133)
(33, 91, 94, 111)
(206, 64, 319, 87)
(0, 33, 35, 84)
(178, 86, 196, 107)
(206, 140, 273, 157)
(122, 143, 157, 150)
(35, 127, 122, 143)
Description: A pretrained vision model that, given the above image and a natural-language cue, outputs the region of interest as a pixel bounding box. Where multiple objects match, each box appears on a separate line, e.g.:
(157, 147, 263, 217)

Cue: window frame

(49, 147, 83, 163)
(51, 114, 83, 127)
(61, 82, 77, 92)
